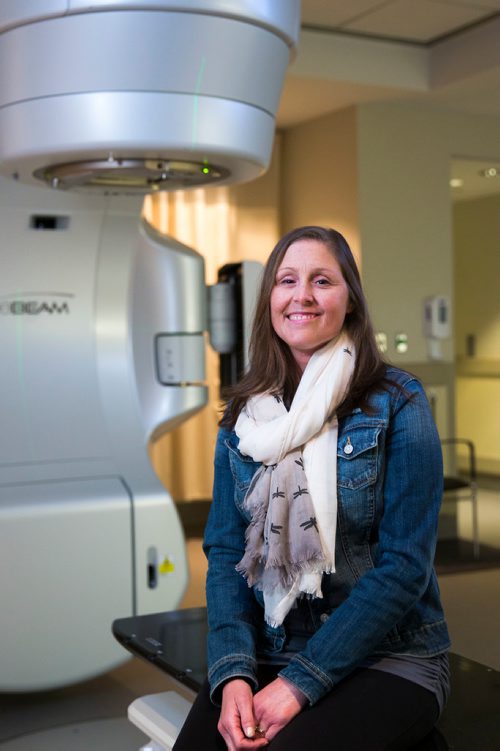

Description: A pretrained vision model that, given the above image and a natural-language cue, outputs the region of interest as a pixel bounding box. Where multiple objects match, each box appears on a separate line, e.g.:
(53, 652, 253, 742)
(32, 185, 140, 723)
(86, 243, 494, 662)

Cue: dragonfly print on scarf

(237, 447, 325, 600)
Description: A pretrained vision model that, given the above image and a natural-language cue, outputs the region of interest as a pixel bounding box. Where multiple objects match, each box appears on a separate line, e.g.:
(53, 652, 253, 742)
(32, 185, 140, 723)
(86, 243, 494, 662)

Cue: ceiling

(276, 0, 500, 199)
(298, 0, 500, 44)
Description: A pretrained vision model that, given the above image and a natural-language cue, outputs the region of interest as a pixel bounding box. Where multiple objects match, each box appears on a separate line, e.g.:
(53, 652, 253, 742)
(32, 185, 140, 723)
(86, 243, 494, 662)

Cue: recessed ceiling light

(478, 167, 499, 178)
(449, 178, 463, 188)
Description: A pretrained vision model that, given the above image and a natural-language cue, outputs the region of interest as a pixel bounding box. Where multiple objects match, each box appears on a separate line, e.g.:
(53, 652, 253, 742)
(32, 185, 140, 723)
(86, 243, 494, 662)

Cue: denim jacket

(204, 367, 450, 706)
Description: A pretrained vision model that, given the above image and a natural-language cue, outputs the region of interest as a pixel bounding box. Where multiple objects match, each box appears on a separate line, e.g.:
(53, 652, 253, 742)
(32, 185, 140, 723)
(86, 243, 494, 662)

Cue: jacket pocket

(336, 425, 381, 576)
(256, 621, 286, 656)
(337, 426, 380, 489)
(226, 437, 261, 521)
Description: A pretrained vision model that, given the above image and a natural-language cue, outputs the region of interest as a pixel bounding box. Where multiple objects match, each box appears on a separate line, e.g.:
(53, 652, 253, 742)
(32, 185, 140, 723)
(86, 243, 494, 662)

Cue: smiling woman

(220, 225, 383, 418)
(270, 239, 352, 371)
(173, 226, 450, 751)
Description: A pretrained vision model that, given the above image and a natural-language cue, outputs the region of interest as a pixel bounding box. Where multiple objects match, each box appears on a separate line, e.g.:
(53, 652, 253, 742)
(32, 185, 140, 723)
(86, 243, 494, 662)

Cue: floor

(1, 482, 499, 750)
(438, 483, 500, 669)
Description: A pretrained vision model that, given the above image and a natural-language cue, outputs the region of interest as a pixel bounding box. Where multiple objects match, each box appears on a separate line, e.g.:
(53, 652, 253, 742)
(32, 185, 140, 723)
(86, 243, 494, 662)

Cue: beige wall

(280, 107, 360, 264)
(281, 101, 500, 451)
(455, 377, 500, 474)
(230, 133, 283, 263)
(453, 193, 500, 474)
(453, 194, 500, 360)
(356, 104, 454, 366)
(356, 104, 500, 372)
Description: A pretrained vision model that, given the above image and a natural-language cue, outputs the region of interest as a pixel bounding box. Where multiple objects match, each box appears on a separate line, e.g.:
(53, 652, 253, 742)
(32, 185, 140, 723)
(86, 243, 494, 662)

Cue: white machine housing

(0, 0, 299, 191)
(0, 0, 299, 691)
(0, 179, 207, 690)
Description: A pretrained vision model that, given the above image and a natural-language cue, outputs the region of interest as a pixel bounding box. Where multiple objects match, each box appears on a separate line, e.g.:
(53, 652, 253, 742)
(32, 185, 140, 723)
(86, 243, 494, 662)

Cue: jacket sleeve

(279, 378, 447, 704)
(203, 428, 262, 705)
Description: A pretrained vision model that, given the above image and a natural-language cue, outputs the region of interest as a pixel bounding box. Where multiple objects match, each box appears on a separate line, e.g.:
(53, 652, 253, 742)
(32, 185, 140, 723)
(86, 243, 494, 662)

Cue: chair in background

(441, 438, 479, 559)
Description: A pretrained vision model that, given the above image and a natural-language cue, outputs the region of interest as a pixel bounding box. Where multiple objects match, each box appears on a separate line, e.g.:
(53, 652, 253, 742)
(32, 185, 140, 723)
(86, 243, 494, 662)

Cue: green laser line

(192, 56, 207, 153)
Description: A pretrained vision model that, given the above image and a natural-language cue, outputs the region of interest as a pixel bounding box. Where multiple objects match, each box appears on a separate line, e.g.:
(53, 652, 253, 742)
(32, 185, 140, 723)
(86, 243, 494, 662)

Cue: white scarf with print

(235, 332, 355, 627)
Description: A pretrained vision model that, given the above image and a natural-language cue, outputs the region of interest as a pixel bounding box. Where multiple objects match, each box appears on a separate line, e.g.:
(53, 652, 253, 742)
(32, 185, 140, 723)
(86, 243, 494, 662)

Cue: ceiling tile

(300, 0, 389, 28)
(340, 0, 493, 42)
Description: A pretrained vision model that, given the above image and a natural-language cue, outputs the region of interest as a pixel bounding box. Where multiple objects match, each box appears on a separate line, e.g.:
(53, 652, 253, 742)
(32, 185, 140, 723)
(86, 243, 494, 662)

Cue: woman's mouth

(287, 313, 318, 321)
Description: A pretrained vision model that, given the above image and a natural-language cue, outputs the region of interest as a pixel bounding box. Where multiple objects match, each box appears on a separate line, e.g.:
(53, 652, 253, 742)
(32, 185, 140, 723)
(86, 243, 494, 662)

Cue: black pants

(173, 665, 442, 751)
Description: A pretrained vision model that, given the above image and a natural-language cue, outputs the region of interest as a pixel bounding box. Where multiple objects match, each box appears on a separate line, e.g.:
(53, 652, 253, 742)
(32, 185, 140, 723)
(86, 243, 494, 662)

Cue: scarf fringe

(236, 551, 328, 592)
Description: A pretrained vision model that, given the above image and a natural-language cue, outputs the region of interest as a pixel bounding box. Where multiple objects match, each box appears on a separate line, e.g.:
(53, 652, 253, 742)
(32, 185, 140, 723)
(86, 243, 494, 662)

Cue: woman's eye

(315, 277, 331, 286)
(277, 277, 295, 285)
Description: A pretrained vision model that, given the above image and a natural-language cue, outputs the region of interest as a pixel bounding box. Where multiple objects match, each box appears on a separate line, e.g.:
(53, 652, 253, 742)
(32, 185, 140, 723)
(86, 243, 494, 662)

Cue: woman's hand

(219, 679, 269, 750)
(252, 677, 308, 742)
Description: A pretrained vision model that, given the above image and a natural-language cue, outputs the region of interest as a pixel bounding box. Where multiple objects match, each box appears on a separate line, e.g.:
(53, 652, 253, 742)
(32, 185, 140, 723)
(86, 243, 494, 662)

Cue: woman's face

(270, 239, 351, 371)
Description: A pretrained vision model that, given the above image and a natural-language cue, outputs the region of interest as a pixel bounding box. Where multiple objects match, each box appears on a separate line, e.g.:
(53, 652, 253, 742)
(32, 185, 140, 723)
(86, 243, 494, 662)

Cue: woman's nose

(293, 281, 314, 303)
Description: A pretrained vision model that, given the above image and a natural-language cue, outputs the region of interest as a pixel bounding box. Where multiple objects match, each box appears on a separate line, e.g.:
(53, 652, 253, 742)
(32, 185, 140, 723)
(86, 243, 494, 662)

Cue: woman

(173, 226, 450, 751)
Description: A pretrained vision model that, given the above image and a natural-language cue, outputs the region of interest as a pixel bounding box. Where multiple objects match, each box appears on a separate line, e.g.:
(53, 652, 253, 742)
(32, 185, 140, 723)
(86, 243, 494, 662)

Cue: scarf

(235, 332, 356, 627)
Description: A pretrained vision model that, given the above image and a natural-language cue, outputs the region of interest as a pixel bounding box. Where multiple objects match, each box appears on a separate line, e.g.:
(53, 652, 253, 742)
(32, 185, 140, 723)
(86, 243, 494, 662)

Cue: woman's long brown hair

(220, 226, 388, 429)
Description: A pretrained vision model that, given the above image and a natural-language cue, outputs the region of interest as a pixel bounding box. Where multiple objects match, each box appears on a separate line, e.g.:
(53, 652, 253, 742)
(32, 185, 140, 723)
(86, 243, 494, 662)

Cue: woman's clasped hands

(218, 676, 308, 750)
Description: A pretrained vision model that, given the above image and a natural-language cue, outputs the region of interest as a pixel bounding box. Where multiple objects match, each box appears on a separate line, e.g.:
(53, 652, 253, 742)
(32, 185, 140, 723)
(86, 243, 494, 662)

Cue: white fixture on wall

(423, 295, 451, 361)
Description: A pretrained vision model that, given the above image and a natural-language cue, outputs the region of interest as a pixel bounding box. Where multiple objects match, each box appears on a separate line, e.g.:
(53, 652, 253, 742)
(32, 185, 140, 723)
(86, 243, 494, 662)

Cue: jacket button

(320, 613, 330, 624)
(343, 437, 353, 454)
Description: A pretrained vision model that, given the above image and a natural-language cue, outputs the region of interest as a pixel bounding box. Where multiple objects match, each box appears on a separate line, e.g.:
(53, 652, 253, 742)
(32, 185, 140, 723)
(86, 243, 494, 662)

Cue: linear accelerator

(0, 0, 299, 691)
